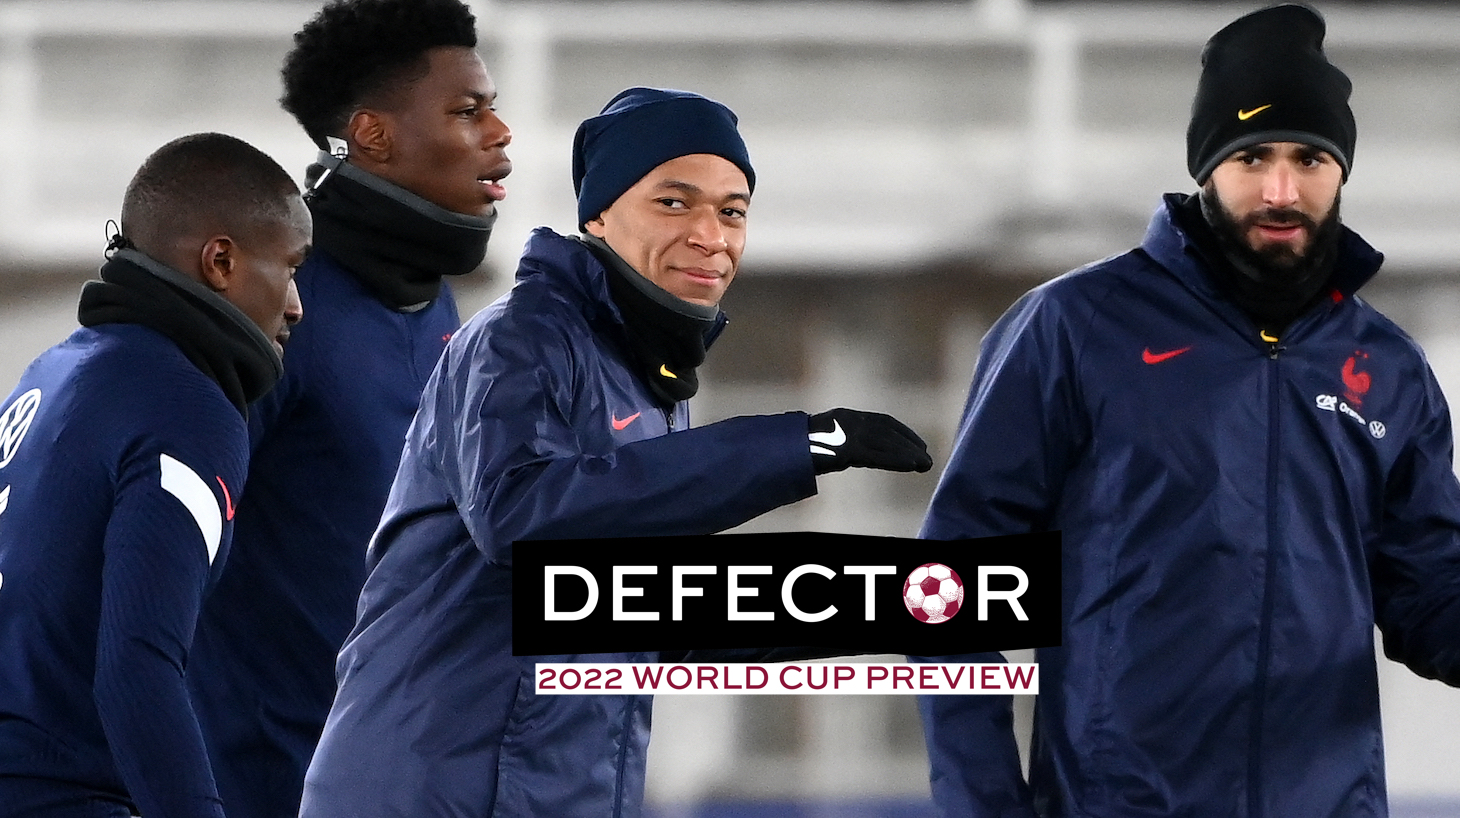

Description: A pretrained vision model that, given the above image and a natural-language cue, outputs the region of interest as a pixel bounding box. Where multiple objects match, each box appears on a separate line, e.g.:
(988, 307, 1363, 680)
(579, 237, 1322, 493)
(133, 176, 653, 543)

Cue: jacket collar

(76, 249, 282, 413)
(305, 153, 494, 310)
(515, 227, 729, 346)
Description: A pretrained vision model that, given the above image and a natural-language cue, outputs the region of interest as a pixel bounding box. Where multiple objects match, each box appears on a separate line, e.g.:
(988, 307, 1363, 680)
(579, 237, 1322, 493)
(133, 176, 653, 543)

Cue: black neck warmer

(305, 152, 495, 310)
(578, 234, 722, 407)
(1173, 192, 1339, 335)
(76, 248, 283, 414)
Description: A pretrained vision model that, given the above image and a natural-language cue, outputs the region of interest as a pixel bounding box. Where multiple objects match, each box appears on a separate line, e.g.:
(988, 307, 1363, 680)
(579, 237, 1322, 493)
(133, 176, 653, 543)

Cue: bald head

(121, 132, 302, 275)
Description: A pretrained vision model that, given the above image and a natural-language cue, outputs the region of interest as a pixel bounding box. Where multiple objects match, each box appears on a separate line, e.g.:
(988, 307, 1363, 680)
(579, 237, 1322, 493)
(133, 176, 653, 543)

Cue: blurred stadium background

(2, 0, 1459, 814)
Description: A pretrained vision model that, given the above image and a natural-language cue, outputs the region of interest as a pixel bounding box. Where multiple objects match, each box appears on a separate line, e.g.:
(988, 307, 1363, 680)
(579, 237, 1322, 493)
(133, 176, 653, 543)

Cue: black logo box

(512, 531, 1060, 656)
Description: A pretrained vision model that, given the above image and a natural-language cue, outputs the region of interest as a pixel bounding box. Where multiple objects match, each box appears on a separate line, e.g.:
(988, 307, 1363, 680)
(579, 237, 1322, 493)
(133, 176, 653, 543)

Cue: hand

(807, 408, 933, 475)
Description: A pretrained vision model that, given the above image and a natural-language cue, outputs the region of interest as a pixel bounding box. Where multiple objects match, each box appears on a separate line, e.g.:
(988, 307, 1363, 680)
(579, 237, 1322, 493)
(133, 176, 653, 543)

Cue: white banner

(534, 662, 1038, 695)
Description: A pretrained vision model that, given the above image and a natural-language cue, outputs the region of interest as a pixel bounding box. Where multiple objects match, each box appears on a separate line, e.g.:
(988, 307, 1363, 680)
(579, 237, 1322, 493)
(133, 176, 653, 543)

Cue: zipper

(611, 696, 635, 817)
(1248, 329, 1282, 817)
(1260, 329, 1282, 360)
(665, 407, 676, 432)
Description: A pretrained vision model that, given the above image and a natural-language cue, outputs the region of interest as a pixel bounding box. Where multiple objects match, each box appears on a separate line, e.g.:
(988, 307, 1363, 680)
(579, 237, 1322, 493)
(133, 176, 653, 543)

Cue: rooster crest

(1342, 351, 1371, 406)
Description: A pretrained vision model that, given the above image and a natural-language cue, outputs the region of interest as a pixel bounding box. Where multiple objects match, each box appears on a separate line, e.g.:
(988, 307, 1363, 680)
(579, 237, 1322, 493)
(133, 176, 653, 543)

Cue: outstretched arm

(434, 319, 931, 564)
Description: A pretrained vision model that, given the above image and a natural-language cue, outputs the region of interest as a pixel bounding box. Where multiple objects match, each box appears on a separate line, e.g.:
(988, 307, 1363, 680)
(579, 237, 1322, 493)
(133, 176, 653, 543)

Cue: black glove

(807, 408, 933, 475)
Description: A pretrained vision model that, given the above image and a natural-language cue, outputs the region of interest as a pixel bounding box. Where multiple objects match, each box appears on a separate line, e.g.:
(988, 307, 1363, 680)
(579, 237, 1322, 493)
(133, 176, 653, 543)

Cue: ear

(198, 235, 237, 292)
(346, 109, 392, 164)
(583, 216, 608, 239)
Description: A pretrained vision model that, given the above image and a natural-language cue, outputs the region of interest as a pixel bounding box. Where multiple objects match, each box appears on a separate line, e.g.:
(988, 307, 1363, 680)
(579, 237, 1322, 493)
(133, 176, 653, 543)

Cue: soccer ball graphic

(903, 563, 964, 624)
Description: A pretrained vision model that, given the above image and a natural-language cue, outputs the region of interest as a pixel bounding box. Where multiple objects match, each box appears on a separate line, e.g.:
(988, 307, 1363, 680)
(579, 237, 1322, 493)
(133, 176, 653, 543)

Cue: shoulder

(1049, 248, 1152, 299)
(274, 249, 460, 380)
(288, 247, 457, 334)
(8, 327, 246, 481)
(293, 248, 357, 297)
(999, 250, 1145, 333)
(78, 326, 246, 439)
(454, 234, 609, 364)
(444, 280, 586, 386)
(426, 265, 624, 428)
(1349, 295, 1437, 377)
(287, 249, 385, 338)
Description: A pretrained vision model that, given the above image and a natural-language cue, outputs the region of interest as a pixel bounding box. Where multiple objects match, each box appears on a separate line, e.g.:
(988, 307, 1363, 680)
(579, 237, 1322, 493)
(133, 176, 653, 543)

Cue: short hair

(120, 132, 300, 256)
(280, 0, 478, 150)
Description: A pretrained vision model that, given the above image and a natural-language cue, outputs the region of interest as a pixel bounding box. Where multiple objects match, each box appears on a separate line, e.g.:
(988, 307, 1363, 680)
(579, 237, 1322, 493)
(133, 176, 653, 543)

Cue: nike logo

(808, 420, 846, 457)
(659, 365, 678, 380)
(1142, 347, 1192, 364)
(215, 476, 236, 521)
(612, 412, 642, 431)
(1237, 104, 1271, 121)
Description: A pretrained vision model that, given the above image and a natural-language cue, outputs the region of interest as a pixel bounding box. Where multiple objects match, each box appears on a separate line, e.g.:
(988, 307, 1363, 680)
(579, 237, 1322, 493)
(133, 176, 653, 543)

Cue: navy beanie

(1187, 3, 1355, 184)
(572, 87, 755, 230)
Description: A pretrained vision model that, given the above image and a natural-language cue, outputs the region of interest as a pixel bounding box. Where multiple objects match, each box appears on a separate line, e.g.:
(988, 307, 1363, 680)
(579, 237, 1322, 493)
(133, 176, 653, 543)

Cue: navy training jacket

(919, 195, 1460, 817)
(0, 325, 246, 818)
(188, 244, 458, 818)
(300, 228, 819, 818)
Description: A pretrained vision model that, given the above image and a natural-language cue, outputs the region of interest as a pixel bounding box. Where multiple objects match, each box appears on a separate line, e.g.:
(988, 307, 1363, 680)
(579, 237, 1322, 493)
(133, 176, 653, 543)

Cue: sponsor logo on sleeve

(0, 389, 42, 469)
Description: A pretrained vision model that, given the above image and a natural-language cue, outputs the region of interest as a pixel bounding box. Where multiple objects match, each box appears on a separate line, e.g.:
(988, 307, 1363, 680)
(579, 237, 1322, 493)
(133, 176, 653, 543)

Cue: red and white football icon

(903, 563, 964, 624)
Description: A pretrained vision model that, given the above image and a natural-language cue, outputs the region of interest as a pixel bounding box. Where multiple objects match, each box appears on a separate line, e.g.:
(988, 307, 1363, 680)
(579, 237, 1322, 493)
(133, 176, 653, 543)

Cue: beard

(1199, 185, 1343, 287)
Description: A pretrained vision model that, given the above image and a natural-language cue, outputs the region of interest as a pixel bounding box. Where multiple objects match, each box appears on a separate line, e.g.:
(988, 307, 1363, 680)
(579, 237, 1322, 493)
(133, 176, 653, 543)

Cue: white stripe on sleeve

(158, 453, 222, 565)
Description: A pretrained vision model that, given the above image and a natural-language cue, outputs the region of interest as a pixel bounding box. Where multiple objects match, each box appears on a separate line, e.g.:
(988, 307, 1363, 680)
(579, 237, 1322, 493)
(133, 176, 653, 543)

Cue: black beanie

(572, 87, 755, 231)
(1187, 3, 1355, 184)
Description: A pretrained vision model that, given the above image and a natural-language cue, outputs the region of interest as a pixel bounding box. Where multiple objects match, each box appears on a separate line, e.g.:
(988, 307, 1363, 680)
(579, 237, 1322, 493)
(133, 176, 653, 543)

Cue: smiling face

(353, 46, 512, 217)
(1205, 141, 1343, 269)
(584, 153, 749, 307)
